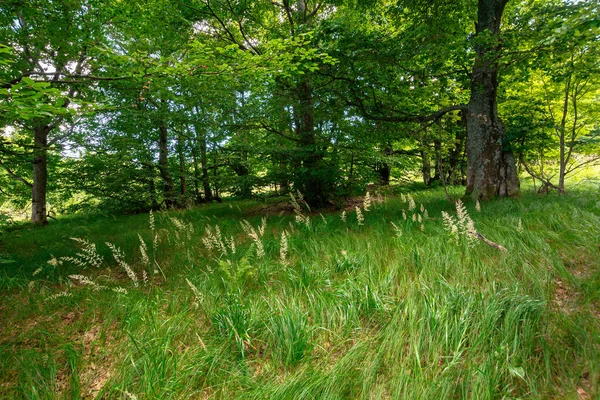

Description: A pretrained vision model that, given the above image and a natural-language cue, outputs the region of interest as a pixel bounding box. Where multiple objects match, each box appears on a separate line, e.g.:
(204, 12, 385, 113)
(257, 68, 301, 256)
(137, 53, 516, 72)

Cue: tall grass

(0, 185, 599, 398)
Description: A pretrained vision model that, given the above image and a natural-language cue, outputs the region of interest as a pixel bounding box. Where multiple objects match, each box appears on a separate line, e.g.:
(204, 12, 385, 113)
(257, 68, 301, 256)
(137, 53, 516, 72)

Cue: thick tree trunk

(230, 160, 251, 198)
(32, 125, 50, 225)
(465, 0, 519, 200)
(295, 76, 326, 206)
(158, 123, 176, 208)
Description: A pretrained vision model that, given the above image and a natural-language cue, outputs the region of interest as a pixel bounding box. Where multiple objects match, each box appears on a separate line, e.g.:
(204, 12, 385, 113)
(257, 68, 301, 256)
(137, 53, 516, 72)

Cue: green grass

(1, 185, 599, 399)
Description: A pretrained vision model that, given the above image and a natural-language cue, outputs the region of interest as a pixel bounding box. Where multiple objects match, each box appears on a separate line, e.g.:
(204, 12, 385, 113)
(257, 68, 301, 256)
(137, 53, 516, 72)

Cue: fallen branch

(475, 232, 507, 252)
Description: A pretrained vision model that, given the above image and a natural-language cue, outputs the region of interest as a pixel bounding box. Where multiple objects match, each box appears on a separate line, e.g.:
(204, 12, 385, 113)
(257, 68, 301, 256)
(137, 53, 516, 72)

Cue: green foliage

(1, 183, 600, 397)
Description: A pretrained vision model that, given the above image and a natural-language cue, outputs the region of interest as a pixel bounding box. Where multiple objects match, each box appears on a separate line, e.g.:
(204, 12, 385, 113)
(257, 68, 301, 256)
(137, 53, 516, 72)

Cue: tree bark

(191, 142, 202, 202)
(465, 0, 520, 200)
(294, 76, 327, 206)
(158, 123, 176, 207)
(376, 143, 392, 185)
(421, 149, 432, 186)
(199, 129, 213, 202)
(177, 131, 187, 197)
(32, 124, 50, 225)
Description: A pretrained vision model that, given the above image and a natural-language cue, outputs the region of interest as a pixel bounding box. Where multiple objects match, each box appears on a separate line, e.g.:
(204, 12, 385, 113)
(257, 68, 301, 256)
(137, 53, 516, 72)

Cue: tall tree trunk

(191, 144, 201, 202)
(199, 129, 212, 202)
(432, 139, 442, 182)
(279, 151, 289, 195)
(295, 76, 326, 206)
(557, 73, 571, 195)
(212, 149, 220, 201)
(177, 131, 187, 197)
(158, 123, 176, 207)
(32, 124, 50, 225)
(376, 143, 392, 185)
(465, 0, 519, 200)
(421, 149, 432, 186)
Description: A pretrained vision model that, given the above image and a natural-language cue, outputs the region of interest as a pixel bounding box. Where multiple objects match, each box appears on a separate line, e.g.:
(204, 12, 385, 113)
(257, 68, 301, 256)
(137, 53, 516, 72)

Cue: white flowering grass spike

(149, 210, 155, 232)
(363, 191, 372, 212)
(259, 217, 267, 237)
(517, 218, 523, 233)
(280, 231, 288, 265)
(408, 194, 416, 211)
(356, 207, 364, 226)
(341, 210, 347, 223)
(138, 234, 149, 266)
(391, 222, 402, 237)
(442, 211, 459, 243)
(186, 278, 203, 302)
(106, 242, 139, 287)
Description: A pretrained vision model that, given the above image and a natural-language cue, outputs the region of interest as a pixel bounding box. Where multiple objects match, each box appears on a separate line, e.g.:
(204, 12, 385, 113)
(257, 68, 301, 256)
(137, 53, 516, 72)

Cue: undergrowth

(0, 185, 599, 399)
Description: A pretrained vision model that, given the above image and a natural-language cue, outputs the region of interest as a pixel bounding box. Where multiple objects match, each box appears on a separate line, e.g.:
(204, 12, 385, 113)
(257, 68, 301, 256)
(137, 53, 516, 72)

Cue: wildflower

(475, 200, 481, 212)
(341, 210, 347, 223)
(402, 209, 407, 220)
(517, 218, 523, 233)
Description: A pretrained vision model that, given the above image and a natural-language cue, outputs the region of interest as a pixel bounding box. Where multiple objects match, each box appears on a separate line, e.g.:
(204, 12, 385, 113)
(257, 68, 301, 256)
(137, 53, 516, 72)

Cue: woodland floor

(0, 182, 599, 399)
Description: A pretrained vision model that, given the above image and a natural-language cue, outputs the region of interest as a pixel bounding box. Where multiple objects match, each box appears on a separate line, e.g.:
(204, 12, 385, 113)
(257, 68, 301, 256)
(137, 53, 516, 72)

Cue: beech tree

(1, 0, 598, 224)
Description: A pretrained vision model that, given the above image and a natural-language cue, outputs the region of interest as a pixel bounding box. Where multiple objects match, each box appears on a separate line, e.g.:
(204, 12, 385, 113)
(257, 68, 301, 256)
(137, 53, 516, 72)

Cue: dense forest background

(1, 0, 599, 226)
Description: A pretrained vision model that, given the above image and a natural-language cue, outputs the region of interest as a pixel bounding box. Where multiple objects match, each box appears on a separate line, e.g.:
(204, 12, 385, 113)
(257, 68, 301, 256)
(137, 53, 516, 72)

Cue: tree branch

(0, 159, 32, 188)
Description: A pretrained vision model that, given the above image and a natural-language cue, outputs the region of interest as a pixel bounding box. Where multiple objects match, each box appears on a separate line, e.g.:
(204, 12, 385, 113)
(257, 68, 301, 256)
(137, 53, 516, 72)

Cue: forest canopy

(1, 0, 599, 225)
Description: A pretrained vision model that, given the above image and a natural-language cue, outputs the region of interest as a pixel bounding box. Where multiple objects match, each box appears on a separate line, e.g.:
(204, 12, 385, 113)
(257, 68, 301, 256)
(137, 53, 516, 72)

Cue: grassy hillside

(1, 185, 599, 399)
